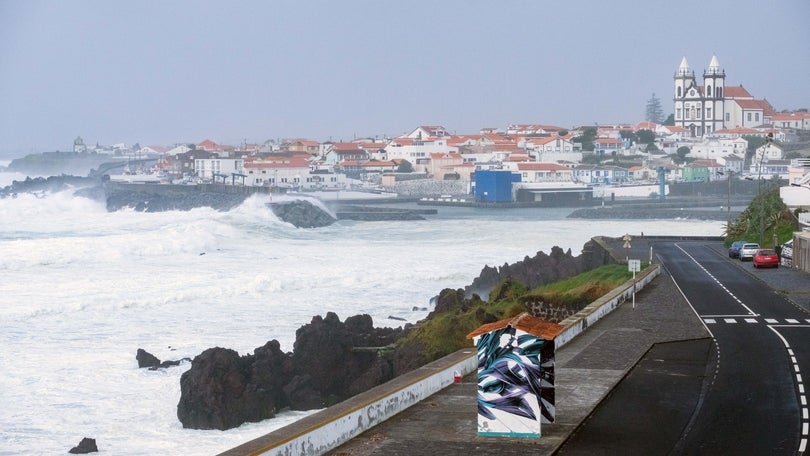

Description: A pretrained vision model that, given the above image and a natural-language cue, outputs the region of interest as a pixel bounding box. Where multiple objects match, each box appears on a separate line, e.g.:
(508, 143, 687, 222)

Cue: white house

(242, 154, 311, 188)
(512, 163, 574, 183)
(592, 138, 625, 157)
(194, 158, 245, 181)
(522, 136, 581, 163)
(384, 136, 458, 163)
(748, 159, 790, 180)
(688, 137, 747, 160)
(771, 112, 810, 131)
(754, 141, 783, 162)
(573, 164, 629, 184)
(716, 155, 745, 176)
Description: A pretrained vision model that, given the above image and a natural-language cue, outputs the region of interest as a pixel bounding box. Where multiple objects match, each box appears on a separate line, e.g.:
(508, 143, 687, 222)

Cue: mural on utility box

(468, 313, 561, 438)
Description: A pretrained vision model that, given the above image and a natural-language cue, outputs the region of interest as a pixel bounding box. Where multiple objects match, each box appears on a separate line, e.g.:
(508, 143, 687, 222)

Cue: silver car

(739, 243, 760, 261)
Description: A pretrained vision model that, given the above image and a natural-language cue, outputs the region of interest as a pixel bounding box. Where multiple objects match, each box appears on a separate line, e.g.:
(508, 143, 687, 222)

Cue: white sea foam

(0, 176, 724, 455)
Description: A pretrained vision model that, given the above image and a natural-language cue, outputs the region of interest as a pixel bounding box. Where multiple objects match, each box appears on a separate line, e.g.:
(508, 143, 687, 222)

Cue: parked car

(739, 243, 760, 261)
(753, 249, 779, 268)
(728, 241, 746, 258)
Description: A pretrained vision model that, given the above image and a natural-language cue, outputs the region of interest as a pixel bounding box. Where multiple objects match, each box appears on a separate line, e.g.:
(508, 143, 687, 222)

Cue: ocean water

(0, 167, 724, 455)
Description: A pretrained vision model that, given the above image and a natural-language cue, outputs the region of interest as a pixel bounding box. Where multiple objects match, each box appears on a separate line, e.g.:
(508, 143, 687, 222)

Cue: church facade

(673, 55, 774, 137)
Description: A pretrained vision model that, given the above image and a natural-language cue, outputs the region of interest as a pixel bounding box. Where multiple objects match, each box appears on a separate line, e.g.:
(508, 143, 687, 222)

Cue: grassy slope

(396, 264, 636, 364)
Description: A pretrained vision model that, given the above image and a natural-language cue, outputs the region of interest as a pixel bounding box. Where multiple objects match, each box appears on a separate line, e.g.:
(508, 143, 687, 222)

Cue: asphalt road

(652, 242, 807, 454)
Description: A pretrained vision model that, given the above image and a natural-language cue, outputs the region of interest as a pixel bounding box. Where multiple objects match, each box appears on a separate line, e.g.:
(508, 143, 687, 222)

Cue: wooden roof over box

(466, 312, 564, 340)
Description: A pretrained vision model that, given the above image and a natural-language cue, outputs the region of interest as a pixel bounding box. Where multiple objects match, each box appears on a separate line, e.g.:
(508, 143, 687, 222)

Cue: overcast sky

(1, 0, 808, 156)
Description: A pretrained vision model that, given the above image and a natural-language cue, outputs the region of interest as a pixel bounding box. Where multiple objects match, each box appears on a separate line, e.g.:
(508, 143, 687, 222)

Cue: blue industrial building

(474, 170, 519, 203)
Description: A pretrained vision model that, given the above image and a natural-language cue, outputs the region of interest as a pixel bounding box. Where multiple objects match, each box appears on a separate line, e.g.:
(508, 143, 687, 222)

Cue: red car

(753, 249, 779, 268)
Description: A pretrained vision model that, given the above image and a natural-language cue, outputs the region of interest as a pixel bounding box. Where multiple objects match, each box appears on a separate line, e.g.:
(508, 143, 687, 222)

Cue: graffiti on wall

(475, 325, 555, 437)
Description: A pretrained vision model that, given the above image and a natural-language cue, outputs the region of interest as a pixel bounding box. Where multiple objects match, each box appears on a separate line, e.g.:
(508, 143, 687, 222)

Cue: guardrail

(219, 263, 660, 456)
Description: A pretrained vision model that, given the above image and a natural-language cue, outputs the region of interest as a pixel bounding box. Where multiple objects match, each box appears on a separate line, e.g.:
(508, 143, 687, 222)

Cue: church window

(717, 87, 723, 98)
(677, 87, 682, 97)
(697, 109, 702, 119)
(747, 113, 752, 122)
(755, 113, 760, 122)
(707, 107, 712, 118)
(706, 126, 712, 134)
(676, 108, 681, 119)
(707, 85, 713, 96)
(725, 113, 730, 122)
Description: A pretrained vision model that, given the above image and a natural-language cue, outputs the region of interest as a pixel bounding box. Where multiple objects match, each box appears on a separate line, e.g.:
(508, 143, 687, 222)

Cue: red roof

(517, 163, 569, 171)
(331, 142, 362, 151)
(504, 154, 531, 162)
(735, 99, 775, 115)
(724, 85, 753, 99)
(715, 127, 761, 135)
(197, 139, 220, 150)
(635, 121, 658, 131)
(594, 138, 623, 145)
(467, 312, 564, 340)
(243, 156, 309, 169)
(430, 152, 462, 159)
(339, 160, 396, 168)
(771, 112, 810, 120)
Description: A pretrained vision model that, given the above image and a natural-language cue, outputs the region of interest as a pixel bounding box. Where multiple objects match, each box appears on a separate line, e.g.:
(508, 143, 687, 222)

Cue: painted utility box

(466, 313, 563, 438)
(474, 170, 517, 203)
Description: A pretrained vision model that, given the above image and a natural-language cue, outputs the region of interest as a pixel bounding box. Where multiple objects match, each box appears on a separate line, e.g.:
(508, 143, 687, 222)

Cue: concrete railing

(218, 349, 477, 456)
(219, 262, 660, 456)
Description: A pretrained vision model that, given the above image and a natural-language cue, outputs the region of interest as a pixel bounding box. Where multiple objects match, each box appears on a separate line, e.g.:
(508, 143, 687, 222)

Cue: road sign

(628, 259, 640, 272)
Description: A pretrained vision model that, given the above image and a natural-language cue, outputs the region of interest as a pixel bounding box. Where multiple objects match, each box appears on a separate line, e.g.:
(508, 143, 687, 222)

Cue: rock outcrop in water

(176, 313, 404, 430)
(68, 437, 98, 454)
(269, 199, 336, 228)
(136, 348, 190, 370)
(0, 175, 101, 198)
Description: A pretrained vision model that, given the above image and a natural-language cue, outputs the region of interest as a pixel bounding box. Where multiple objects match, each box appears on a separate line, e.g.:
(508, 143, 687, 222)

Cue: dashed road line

(675, 244, 758, 317)
(767, 325, 808, 454)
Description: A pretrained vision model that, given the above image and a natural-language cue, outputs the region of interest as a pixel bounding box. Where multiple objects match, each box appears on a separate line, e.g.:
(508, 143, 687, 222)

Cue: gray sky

(1, 0, 808, 156)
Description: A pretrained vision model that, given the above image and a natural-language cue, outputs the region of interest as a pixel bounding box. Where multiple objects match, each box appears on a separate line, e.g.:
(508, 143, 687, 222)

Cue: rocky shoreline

(172, 238, 615, 430)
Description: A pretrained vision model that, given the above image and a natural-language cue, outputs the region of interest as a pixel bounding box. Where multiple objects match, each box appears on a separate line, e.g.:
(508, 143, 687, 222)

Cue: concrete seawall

(218, 238, 662, 456)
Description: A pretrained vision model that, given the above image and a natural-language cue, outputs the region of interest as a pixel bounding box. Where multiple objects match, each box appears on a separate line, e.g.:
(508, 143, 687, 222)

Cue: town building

(674, 55, 776, 137)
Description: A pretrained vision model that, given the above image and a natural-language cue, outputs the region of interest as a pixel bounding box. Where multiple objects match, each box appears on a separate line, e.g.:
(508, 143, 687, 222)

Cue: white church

(673, 55, 775, 137)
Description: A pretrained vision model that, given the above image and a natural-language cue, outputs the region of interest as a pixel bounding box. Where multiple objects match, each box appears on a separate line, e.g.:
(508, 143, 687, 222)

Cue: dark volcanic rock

(0, 175, 101, 198)
(136, 348, 191, 370)
(136, 348, 161, 369)
(285, 312, 395, 409)
(68, 437, 98, 454)
(465, 245, 587, 299)
(177, 313, 402, 430)
(177, 342, 291, 430)
(270, 199, 336, 228)
(105, 186, 248, 212)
